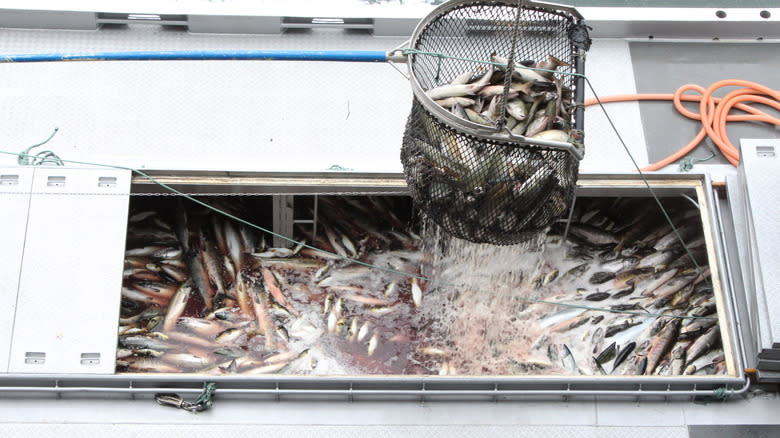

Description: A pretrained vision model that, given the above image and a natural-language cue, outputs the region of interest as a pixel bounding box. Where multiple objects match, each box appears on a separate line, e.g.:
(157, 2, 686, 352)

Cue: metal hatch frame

(0, 171, 748, 401)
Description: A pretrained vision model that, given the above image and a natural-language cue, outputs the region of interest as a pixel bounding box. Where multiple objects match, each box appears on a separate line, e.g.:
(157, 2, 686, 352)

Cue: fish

(552, 314, 591, 333)
(184, 249, 214, 311)
(645, 319, 680, 374)
(531, 129, 569, 142)
(215, 327, 246, 344)
(611, 285, 635, 299)
(434, 97, 477, 108)
(162, 281, 192, 332)
(450, 70, 476, 85)
(339, 294, 394, 307)
(126, 358, 180, 373)
(535, 55, 569, 78)
(568, 224, 619, 246)
(151, 247, 182, 260)
(261, 267, 299, 317)
(120, 335, 175, 351)
(158, 263, 187, 283)
(613, 269, 654, 290)
(176, 317, 225, 337)
(243, 361, 289, 375)
(411, 278, 422, 308)
(605, 318, 641, 337)
(589, 271, 616, 285)
(585, 291, 610, 301)
(367, 332, 379, 356)
(679, 318, 717, 341)
(686, 326, 720, 365)
(637, 269, 678, 297)
(384, 281, 398, 297)
(247, 282, 275, 350)
(491, 54, 552, 84)
(223, 221, 244, 271)
(560, 344, 579, 374)
(636, 250, 677, 270)
(121, 287, 168, 308)
(596, 342, 617, 364)
(654, 224, 699, 251)
(341, 235, 357, 258)
(129, 211, 157, 223)
(356, 321, 369, 342)
(564, 262, 590, 279)
(200, 232, 226, 296)
(648, 274, 696, 302)
(670, 346, 686, 375)
(524, 113, 550, 138)
(539, 308, 586, 328)
(125, 245, 172, 258)
(464, 108, 493, 125)
(592, 357, 608, 375)
(327, 311, 337, 333)
(161, 353, 213, 370)
(601, 257, 640, 274)
(543, 269, 559, 285)
(426, 83, 485, 100)
(612, 341, 636, 372)
(506, 99, 529, 120)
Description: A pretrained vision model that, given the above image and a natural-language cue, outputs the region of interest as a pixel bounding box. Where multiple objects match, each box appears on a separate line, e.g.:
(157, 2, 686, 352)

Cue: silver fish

(162, 281, 192, 332)
(491, 54, 551, 84)
(531, 129, 568, 142)
(426, 82, 485, 100)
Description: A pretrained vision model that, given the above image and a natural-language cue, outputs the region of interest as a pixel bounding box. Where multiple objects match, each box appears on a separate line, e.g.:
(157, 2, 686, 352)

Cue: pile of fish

(427, 54, 573, 141)
(118, 197, 425, 375)
(536, 197, 723, 376)
(415, 196, 725, 377)
(117, 195, 727, 377)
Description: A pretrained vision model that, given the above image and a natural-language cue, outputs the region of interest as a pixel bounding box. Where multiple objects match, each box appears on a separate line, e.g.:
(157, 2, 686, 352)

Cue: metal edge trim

(699, 175, 744, 381)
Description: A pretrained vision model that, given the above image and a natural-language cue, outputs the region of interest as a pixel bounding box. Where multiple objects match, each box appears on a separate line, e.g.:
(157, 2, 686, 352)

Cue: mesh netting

(401, 0, 587, 245)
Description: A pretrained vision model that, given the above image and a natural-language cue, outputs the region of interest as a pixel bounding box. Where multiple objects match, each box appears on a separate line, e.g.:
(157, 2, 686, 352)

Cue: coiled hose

(584, 80, 780, 171)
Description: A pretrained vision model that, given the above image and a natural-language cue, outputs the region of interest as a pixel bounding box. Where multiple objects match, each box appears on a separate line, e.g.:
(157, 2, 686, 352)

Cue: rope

(17, 127, 64, 166)
(496, 0, 524, 130)
(155, 382, 217, 412)
(678, 153, 715, 172)
(1, 148, 717, 322)
(694, 386, 735, 405)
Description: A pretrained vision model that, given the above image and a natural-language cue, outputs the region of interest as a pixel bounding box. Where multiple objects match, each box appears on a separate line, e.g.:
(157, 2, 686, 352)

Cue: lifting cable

(584, 80, 780, 171)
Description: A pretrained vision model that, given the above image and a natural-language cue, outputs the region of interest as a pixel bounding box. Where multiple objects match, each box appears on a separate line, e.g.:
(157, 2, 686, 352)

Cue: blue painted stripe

(1, 50, 389, 63)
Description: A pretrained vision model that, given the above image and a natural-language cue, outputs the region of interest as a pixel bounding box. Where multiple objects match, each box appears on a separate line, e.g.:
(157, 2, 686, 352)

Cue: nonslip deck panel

(0, 167, 34, 372)
(7, 168, 131, 374)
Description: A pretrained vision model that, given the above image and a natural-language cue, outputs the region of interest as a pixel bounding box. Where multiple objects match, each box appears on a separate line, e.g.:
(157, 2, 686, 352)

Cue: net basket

(401, 0, 590, 245)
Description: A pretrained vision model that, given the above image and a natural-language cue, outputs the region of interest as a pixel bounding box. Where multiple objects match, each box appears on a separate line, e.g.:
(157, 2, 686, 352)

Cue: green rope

(17, 127, 64, 166)
(0, 148, 718, 322)
(679, 153, 716, 172)
(155, 382, 216, 412)
(694, 386, 735, 405)
(192, 382, 217, 410)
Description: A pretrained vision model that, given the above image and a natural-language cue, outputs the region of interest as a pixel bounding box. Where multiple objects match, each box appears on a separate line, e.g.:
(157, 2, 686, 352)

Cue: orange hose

(583, 80, 780, 171)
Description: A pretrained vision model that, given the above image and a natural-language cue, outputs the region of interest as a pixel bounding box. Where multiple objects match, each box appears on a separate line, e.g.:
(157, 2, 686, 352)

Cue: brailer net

(401, 0, 589, 245)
